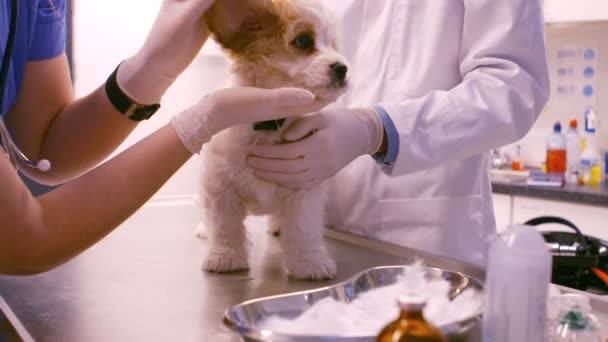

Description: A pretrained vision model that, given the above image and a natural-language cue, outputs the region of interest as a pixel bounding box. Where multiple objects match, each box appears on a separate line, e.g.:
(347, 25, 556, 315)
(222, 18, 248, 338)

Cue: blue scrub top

(0, 0, 66, 117)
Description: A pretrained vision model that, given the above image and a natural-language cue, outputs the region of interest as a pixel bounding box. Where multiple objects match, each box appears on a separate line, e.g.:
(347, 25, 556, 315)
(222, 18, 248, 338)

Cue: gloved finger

(281, 97, 335, 118)
(250, 140, 309, 160)
(282, 114, 326, 142)
(217, 87, 315, 122)
(267, 87, 316, 107)
(253, 170, 315, 188)
(215, 87, 313, 107)
(237, 87, 315, 107)
(246, 156, 308, 174)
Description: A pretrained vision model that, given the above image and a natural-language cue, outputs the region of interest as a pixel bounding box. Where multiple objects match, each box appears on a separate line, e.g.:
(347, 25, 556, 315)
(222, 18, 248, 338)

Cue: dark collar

(253, 118, 286, 131)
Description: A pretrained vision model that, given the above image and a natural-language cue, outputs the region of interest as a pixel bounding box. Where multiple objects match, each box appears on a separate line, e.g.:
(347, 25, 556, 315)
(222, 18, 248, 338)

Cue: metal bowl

(224, 266, 484, 341)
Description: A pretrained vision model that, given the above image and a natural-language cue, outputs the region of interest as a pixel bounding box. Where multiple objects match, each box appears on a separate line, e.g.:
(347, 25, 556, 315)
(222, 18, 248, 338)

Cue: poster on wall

(552, 43, 598, 116)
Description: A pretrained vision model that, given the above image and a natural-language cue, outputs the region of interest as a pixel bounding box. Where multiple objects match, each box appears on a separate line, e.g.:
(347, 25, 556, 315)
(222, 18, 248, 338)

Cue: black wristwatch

(105, 64, 161, 121)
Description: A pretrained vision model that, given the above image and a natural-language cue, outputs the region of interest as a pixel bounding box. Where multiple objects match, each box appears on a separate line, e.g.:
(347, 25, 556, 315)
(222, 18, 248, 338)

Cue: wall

(501, 21, 608, 168)
(501, 2, 608, 168)
(73, 0, 230, 200)
(73, 1, 608, 199)
(544, 0, 608, 23)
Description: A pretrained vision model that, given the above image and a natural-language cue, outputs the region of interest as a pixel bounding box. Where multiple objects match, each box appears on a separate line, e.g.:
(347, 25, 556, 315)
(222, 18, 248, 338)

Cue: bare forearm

(5, 124, 191, 274)
(32, 86, 139, 184)
(5, 56, 139, 185)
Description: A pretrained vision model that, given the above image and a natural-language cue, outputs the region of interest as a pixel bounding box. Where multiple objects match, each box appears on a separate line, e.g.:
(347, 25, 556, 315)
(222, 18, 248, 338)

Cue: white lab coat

(324, 0, 550, 266)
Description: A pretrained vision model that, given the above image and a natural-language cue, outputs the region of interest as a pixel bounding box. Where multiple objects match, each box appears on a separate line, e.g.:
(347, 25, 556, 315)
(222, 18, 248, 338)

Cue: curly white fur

(199, 0, 348, 279)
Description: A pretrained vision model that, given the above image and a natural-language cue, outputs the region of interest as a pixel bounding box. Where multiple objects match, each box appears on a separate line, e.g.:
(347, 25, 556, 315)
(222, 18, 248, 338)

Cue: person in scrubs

(0, 0, 316, 275)
(246, 0, 550, 266)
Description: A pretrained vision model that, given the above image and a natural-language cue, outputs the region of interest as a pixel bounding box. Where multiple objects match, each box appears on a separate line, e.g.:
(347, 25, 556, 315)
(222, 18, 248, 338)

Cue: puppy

(198, 0, 349, 279)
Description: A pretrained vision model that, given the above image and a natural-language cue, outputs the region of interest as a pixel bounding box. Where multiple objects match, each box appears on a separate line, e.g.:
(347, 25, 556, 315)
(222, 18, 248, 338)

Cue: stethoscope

(0, 0, 51, 172)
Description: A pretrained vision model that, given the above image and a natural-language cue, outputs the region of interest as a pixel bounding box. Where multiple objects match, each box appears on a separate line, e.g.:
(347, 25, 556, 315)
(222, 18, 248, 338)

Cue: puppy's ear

(204, 0, 283, 53)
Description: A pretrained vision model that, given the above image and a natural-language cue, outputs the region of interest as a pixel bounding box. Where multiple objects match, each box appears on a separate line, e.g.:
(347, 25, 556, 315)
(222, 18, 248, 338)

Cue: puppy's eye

(292, 33, 315, 51)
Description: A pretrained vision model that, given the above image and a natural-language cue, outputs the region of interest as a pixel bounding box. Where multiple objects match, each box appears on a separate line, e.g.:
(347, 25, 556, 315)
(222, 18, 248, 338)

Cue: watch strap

(105, 64, 160, 121)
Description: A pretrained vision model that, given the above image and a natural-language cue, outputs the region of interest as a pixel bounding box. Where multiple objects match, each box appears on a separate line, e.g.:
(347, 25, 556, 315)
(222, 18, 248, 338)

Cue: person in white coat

(246, 0, 550, 266)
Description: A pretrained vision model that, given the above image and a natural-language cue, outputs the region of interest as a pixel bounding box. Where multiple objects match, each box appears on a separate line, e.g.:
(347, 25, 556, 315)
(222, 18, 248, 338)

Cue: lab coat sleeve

(378, 0, 550, 176)
(371, 105, 400, 167)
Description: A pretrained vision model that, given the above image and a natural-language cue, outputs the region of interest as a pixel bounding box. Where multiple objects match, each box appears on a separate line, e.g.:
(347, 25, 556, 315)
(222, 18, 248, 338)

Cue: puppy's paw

(204, 245, 249, 273)
(195, 222, 208, 239)
(286, 253, 337, 280)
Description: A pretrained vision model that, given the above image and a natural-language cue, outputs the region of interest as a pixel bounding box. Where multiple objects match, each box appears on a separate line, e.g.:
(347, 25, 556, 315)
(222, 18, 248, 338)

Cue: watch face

(128, 104, 161, 121)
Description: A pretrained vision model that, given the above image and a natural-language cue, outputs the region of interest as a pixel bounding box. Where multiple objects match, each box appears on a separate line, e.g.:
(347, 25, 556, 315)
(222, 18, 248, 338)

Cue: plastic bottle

(565, 118, 582, 183)
(376, 295, 447, 342)
(547, 122, 567, 174)
(551, 294, 603, 342)
(482, 225, 552, 342)
(580, 109, 601, 185)
(511, 145, 523, 171)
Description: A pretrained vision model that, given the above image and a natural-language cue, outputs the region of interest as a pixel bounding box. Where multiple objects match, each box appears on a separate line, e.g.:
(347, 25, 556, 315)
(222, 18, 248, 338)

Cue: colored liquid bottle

(546, 122, 567, 174)
(376, 296, 447, 342)
(512, 145, 523, 171)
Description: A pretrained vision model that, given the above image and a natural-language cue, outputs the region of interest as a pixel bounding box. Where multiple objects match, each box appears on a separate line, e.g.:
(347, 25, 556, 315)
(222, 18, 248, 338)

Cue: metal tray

(224, 266, 484, 341)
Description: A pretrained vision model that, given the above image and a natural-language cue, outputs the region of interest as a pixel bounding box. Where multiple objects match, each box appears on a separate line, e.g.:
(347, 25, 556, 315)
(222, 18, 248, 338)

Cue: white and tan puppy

(198, 0, 349, 279)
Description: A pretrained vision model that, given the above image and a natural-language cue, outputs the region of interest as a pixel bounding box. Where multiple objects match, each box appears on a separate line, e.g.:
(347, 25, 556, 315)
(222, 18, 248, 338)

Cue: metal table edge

(325, 229, 608, 315)
(324, 229, 485, 281)
(0, 295, 34, 342)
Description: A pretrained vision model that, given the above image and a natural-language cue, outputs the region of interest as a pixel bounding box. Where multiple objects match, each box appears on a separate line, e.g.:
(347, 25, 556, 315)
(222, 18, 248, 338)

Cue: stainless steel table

(0, 202, 605, 341)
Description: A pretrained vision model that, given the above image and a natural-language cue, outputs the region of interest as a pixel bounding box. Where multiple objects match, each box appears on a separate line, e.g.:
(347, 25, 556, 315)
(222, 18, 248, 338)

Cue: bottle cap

(553, 122, 562, 133)
(397, 295, 427, 311)
(569, 118, 577, 129)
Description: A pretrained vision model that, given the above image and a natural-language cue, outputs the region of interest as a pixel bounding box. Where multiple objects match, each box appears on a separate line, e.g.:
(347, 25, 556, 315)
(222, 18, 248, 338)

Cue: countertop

(0, 202, 487, 342)
(491, 174, 608, 206)
(1, 202, 607, 341)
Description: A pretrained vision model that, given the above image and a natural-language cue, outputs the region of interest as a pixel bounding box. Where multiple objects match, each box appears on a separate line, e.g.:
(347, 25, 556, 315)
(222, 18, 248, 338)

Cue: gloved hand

(170, 87, 315, 154)
(246, 107, 385, 188)
(117, 0, 216, 105)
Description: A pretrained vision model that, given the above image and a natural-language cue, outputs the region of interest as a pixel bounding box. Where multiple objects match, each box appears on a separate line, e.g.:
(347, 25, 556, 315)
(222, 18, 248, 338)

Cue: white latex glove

(117, 0, 216, 105)
(170, 87, 316, 154)
(246, 108, 385, 188)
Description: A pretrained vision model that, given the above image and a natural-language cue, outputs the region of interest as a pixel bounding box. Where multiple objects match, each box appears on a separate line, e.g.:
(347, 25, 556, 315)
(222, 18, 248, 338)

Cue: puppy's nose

(330, 62, 348, 82)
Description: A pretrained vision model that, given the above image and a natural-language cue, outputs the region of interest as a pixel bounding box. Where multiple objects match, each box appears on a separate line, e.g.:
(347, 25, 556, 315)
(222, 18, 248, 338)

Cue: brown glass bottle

(376, 296, 447, 342)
